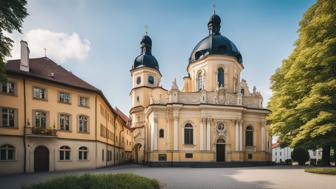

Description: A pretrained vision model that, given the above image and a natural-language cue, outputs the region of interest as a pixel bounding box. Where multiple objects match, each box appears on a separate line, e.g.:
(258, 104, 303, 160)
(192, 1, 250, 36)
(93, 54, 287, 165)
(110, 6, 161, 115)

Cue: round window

(148, 76, 154, 85)
(217, 123, 225, 131)
(136, 77, 141, 85)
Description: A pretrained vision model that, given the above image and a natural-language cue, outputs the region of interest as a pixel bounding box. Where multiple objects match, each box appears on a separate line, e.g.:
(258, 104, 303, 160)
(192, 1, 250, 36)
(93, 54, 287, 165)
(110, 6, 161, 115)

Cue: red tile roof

(115, 107, 131, 128)
(5, 57, 99, 92)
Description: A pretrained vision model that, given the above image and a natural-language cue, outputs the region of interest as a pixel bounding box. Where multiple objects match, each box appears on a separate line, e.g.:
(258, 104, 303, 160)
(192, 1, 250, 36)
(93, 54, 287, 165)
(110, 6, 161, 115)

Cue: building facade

(130, 13, 272, 166)
(0, 41, 133, 175)
(272, 143, 322, 164)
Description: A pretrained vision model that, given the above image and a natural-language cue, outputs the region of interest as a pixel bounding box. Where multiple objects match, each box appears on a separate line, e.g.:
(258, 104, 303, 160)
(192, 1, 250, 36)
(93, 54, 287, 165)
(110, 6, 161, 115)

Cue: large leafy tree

(268, 0, 336, 165)
(0, 0, 28, 82)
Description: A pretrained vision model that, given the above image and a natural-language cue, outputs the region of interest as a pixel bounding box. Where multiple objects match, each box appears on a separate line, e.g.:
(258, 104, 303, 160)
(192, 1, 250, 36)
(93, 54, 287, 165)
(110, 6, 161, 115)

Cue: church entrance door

(216, 140, 225, 162)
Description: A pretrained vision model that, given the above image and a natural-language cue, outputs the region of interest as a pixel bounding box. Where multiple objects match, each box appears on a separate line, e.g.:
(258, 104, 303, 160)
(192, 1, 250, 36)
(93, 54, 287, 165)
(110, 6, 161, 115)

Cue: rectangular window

(158, 154, 167, 161)
(79, 96, 89, 107)
(34, 111, 47, 128)
(78, 115, 88, 133)
(59, 113, 70, 131)
(79, 147, 88, 160)
(1, 81, 15, 95)
(100, 124, 106, 138)
(59, 92, 71, 104)
(33, 87, 46, 100)
(60, 150, 71, 160)
(1, 108, 16, 128)
(102, 150, 104, 161)
(185, 153, 193, 158)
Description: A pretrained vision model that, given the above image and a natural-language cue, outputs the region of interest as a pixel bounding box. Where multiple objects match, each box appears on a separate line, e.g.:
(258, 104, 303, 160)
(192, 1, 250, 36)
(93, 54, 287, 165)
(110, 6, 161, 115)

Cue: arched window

(197, 72, 204, 91)
(241, 88, 245, 95)
(59, 146, 71, 160)
(159, 129, 164, 138)
(184, 124, 193, 145)
(78, 146, 88, 160)
(0, 144, 15, 160)
(246, 126, 253, 146)
(217, 68, 224, 87)
(148, 76, 154, 85)
(136, 77, 141, 85)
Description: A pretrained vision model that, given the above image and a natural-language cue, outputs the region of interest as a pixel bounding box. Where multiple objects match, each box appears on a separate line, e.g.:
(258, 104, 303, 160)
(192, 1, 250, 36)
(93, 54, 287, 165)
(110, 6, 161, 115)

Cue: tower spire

(145, 24, 148, 35)
(212, 0, 216, 14)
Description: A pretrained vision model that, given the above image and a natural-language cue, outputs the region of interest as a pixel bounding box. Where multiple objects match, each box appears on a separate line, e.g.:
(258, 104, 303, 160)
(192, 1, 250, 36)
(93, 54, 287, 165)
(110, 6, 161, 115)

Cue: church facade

(130, 13, 272, 166)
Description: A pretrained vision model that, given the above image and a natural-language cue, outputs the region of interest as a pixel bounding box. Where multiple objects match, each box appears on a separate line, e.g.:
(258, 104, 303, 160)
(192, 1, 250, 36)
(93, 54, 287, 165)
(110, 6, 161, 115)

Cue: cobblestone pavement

(0, 165, 335, 189)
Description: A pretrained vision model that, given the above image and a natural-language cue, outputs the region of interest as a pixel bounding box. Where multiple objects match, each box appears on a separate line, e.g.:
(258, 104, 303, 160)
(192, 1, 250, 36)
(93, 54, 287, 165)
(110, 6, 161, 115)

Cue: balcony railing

(30, 127, 57, 136)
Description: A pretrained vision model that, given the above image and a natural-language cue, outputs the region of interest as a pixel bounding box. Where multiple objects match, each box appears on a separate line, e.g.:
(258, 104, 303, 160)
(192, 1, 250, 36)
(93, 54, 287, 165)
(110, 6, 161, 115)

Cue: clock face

(217, 123, 225, 131)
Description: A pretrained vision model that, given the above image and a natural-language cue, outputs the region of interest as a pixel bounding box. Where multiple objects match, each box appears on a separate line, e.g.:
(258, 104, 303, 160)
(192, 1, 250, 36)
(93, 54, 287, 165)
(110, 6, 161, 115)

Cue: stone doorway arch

(34, 145, 49, 172)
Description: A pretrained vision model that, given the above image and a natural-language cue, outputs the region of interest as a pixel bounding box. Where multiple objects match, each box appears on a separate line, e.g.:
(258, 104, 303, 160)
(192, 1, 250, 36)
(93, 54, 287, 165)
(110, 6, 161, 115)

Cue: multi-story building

(130, 12, 272, 166)
(0, 41, 133, 175)
(272, 143, 322, 164)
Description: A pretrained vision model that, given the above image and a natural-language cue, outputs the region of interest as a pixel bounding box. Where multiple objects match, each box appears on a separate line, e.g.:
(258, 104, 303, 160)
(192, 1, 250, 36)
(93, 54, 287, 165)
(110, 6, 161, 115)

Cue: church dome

(132, 34, 159, 71)
(189, 14, 242, 64)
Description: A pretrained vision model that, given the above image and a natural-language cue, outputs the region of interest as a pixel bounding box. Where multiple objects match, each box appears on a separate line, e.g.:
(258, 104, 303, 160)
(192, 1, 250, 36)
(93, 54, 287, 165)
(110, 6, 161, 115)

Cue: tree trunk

(321, 145, 331, 166)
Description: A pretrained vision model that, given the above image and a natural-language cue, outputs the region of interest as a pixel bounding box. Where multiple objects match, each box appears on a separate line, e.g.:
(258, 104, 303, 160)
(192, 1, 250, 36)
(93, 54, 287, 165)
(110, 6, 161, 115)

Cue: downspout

(119, 125, 125, 165)
(113, 115, 116, 166)
(23, 78, 27, 173)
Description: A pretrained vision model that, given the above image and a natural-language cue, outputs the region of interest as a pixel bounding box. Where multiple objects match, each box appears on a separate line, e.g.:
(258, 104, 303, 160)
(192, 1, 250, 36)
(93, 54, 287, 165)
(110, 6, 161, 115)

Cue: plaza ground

(0, 165, 335, 189)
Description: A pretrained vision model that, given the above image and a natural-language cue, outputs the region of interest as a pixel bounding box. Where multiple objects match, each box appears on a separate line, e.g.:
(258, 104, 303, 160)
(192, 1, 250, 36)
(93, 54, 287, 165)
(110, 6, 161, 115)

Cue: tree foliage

(268, 0, 336, 160)
(291, 147, 310, 165)
(0, 0, 28, 82)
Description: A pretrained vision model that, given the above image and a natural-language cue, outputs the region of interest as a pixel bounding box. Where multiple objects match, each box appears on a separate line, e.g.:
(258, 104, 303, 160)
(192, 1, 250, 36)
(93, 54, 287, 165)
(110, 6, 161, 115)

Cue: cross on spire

(212, 0, 216, 14)
(145, 24, 148, 35)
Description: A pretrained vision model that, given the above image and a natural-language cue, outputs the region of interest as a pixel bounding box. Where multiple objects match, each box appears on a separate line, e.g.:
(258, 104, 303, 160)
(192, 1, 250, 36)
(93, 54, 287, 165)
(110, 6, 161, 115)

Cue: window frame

(148, 75, 154, 85)
(0, 107, 17, 128)
(0, 144, 16, 161)
(184, 123, 194, 145)
(79, 96, 90, 108)
(58, 91, 71, 104)
(78, 115, 89, 133)
(245, 126, 254, 147)
(159, 128, 164, 138)
(0, 80, 16, 96)
(59, 145, 71, 161)
(58, 113, 71, 131)
(33, 110, 48, 128)
(196, 72, 204, 91)
(217, 67, 224, 88)
(78, 146, 88, 161)
(32, 86, 47, 100)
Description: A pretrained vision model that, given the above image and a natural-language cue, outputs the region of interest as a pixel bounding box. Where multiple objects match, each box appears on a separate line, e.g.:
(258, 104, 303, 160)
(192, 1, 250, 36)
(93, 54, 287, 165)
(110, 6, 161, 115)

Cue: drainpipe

(113, 115, 116, 166)
(119, 125, 125, 165)
(23, 78, 27, 173)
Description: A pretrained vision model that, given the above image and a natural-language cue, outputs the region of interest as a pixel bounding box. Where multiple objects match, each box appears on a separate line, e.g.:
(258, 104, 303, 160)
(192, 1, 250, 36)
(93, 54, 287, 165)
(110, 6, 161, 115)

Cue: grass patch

(304, 167, 336, 175)
(22, 173, 160, 189)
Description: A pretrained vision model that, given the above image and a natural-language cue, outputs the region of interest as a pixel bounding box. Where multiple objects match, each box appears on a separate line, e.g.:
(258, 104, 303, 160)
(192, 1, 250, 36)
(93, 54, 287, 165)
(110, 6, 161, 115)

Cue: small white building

(272, 143, 322, 163)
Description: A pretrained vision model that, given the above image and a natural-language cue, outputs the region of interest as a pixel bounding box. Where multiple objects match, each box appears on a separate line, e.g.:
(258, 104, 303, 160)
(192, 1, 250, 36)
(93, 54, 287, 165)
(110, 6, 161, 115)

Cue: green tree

(0, 0, 28, 82)
(268, 0, 336, 166)
(291, 148, 310, 166)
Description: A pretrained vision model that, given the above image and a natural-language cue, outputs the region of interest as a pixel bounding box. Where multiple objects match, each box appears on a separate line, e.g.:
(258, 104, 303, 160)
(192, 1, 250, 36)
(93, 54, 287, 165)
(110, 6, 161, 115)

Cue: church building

(130, 12, 272, 166)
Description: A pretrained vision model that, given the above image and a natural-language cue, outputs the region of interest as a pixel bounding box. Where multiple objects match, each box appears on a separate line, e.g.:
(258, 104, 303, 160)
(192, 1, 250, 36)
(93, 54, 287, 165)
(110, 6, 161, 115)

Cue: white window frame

(59, 92, 71, 104)
(0, 144, 16, 161)
(78, 115, 89, 133)
(78, 146, 88, 160)
(59, 146, 71, 161)
(59, 113, 71, 131)
(34, 110, 48, 128)
(33, 87, 47, 100)
(0, 107, 17, 128)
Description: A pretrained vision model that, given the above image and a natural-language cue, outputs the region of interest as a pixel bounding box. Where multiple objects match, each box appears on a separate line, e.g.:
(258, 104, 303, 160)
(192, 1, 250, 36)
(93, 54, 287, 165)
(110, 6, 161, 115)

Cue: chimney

(20, 40, 30, 72)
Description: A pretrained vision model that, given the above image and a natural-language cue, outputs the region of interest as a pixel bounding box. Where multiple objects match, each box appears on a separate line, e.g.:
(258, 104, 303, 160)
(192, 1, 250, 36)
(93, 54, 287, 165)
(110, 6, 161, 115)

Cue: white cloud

(8, 29, 90, 63)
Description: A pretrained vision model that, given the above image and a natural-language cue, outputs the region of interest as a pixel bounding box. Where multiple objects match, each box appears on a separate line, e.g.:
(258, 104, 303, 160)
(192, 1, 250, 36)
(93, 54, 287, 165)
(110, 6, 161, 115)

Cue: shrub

(22, 173, 160, 189)
(285, 159, 292, 165)
(291, 147, 309, 165)
(305, 168, 336, 175)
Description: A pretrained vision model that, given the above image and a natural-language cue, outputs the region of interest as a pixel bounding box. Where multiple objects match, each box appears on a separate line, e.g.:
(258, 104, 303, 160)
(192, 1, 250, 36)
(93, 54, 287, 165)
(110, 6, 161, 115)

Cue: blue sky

(9, 0, 316, 114)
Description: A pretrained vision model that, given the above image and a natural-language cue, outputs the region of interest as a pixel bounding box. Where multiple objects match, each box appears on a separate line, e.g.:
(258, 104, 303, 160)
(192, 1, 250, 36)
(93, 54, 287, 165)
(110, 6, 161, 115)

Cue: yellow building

(130, 13, 272, 166)
(0, 41, 133, 175)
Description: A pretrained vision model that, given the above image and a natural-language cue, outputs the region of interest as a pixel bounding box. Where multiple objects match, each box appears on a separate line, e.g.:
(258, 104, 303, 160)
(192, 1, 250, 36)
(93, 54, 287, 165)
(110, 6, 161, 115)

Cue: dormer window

(148, 76, 154, 85)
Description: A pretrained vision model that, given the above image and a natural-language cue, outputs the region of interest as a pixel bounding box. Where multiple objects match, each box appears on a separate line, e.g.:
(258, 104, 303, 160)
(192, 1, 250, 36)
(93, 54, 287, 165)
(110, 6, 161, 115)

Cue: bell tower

(130, 32, 161, 125)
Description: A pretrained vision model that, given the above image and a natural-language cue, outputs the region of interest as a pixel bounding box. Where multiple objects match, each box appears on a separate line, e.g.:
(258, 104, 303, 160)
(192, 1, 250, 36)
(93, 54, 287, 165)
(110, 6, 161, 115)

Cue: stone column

(173, 111, 179, 151)
(239, 120, 243, 151)
(206, 118, 211, 151)
(200, 118, 204, 150)
(261, 124, 265, 151)
(166, 112, 170, 150)
(235, 120, 239, 151)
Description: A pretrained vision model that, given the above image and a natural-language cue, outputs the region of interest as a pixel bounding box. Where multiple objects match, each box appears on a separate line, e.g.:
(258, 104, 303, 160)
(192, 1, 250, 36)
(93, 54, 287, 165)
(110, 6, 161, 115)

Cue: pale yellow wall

(187, 55, 243, 93)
